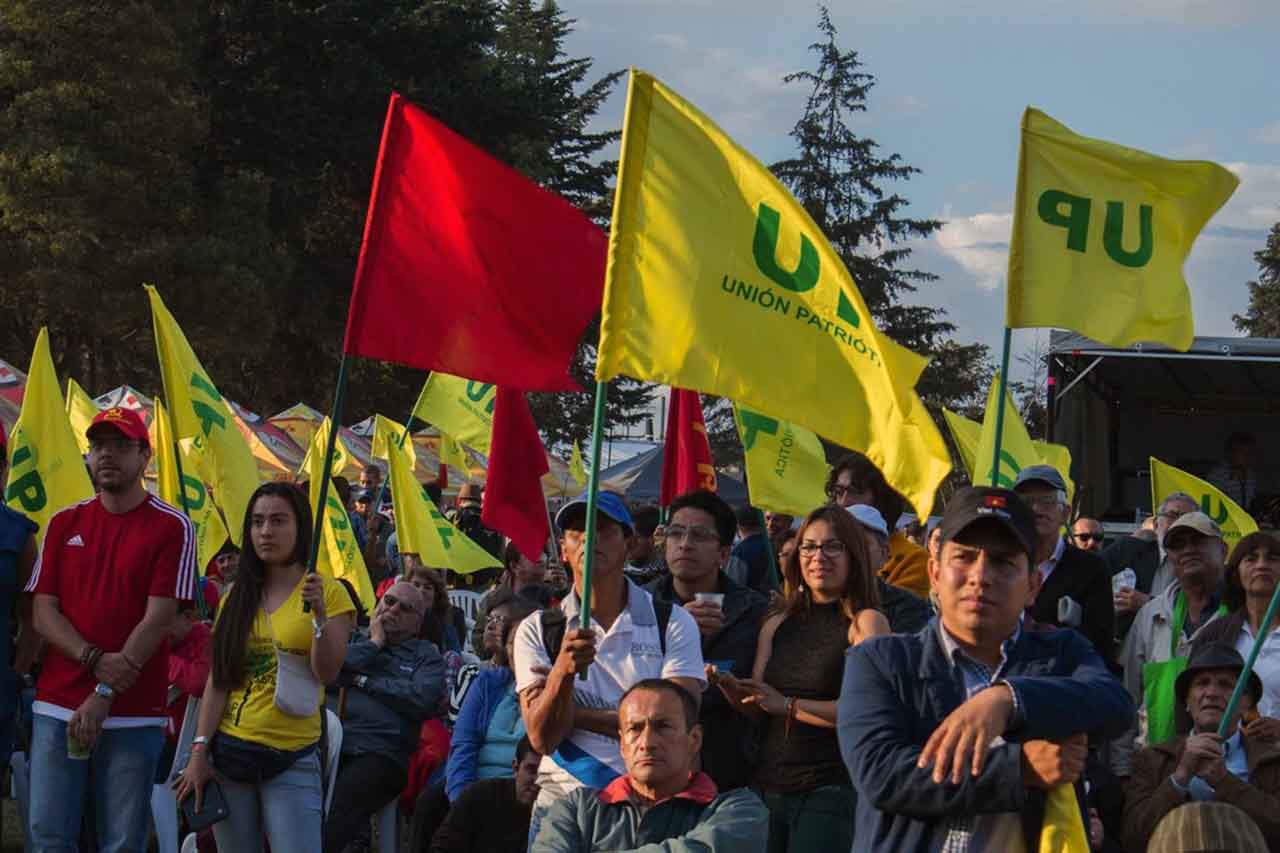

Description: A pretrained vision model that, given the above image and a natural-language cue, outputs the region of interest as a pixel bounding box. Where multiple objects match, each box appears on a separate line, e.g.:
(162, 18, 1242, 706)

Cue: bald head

(1071, 517, 1104, 552)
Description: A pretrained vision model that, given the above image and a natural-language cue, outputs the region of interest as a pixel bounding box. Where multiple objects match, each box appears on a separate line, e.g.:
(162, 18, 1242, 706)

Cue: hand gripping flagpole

(989, 327, 1013, 486)
(304, 354, 351, 612)
(578, 380, 610, 680)
(1219, 582, 1280, 736)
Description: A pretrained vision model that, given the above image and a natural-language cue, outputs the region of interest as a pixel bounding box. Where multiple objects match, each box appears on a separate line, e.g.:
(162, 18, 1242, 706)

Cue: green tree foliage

(1, 0, 648, 445)
(1233, 222, 1280, 337)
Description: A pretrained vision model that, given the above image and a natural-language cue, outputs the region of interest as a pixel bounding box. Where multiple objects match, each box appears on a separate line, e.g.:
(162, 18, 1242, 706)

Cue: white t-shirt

(512, 579, 706, 799)
(1236, 622, 1280, 718)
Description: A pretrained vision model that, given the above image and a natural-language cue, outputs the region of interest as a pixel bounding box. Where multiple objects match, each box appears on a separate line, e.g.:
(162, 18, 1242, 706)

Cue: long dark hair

(779, 504, 879, 624)
(212, 482, 313, 689)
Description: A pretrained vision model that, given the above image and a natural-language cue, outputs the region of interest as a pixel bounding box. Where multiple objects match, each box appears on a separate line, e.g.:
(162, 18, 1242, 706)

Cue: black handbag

(179, 777, 230, 831)
(209, 732, 316, 784)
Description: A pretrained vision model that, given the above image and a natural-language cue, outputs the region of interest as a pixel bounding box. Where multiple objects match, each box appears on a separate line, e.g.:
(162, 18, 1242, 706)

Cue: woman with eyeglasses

(714, 504, 887, 852)
(174, 482, 355, 853)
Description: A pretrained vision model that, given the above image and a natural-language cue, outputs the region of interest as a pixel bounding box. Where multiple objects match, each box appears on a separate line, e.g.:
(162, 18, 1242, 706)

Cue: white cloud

(1251, 122, 1280, 145)
(932, 212, 1013, 290)
(1219, 163, 1280, 230)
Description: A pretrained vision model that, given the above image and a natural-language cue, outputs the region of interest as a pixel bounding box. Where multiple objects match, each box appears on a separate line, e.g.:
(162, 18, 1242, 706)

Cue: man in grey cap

(1013, 464, 1115, 663)
(1117, 512, 1229, 777)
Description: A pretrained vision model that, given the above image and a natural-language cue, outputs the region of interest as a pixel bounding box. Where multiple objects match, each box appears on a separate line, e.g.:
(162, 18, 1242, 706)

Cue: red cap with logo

(87, 407, 150, 449)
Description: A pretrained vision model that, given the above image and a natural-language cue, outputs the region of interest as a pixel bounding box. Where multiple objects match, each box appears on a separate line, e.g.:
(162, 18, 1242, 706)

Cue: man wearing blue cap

(512, 491, 706, 841)
(1013, 465, 1115, 664)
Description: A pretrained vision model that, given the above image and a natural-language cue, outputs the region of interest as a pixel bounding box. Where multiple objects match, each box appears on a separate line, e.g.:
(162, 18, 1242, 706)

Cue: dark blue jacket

(838, 619, 1134, 852)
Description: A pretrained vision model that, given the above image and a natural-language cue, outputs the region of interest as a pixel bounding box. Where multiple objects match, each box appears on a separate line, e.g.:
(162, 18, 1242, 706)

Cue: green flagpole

(578, 380, 609, 679)
(304, 354, 351, 612)
(161, 400, 210, 620)
(989, 327, 1013, 486)
(1219, 582, 1280, 736)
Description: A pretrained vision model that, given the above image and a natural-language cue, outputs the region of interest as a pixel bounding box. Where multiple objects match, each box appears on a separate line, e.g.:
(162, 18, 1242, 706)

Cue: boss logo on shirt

(631, 642, 663, 659)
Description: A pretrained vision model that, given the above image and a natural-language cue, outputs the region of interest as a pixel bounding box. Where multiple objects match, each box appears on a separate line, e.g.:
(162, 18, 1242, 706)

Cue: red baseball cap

(87, 407, 150, 449)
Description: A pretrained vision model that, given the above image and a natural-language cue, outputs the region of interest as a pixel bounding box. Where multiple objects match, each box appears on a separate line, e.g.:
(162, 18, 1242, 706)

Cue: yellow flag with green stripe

(594, 69, 950, 518)
(370, 414, 415, 471)
(438, 432, 471, 473)
(411, 373, 495, 455)
(568, 441, 587, 487)
(1007, 108, 1238, 351)
(378, 416, 500, 575)
(945, 402, 1074, 501)
(65, 378, 98, 455)
(1150, 456, 1257, 552)
(147, 285, 260, 543)
(304, 418, 375, 610)
(5, 329, 94, 533)
(153, 400, 230, 574)
(733, 403, 830, 517)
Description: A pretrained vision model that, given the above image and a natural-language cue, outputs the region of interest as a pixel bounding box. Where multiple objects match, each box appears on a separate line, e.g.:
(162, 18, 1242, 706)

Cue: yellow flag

(304, 418, 375, 610)
(438, 432, 471, 473)
(146, 285, 260, 542)
(946, 403, 1075, 501)
(65, 378, 99, 455)
(5, 329, 95, 533)
(1150, 456, 1257, 552)
(1007, 108, 1238, 351)
(378, 417, 500, 575)
(370, 414, 415, 471)
(298, 422, 353, 479)
(153, 400, 230, 574)
(594, 70, 950, 518)
(412, 373, 495, 455)
(568, 441, 587, 486)
(733, 403, 830, 517)
(1039, 784, 1090, 852)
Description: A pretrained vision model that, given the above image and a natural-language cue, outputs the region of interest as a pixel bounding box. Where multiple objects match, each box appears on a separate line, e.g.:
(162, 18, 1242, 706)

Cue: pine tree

(703, 7, 989, 465)
(1233, 222, 1280, 337)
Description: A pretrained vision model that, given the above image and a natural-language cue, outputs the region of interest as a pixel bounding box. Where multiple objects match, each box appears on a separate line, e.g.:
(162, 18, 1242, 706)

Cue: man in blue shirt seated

(838, 486, 1134, 852)
(1123, 642, 1280, 850)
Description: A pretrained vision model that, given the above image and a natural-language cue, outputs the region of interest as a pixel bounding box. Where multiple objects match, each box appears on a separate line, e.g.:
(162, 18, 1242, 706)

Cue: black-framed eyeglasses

(798, 540, 847, 559)
(382, 594, 418, 615)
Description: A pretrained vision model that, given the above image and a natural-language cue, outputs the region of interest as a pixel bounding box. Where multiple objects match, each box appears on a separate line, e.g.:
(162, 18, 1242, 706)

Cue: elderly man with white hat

(847, 505, 931, 634)
(1117, 512, 1230, 778)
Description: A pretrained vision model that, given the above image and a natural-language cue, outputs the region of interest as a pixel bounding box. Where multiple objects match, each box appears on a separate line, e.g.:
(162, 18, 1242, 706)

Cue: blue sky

(562, 0, 1280, 372)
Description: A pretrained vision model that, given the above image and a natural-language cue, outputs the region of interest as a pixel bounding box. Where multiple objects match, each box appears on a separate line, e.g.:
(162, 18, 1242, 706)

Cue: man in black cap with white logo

(838, 486, 1134, 852)
(1013, 464, 1115, 664)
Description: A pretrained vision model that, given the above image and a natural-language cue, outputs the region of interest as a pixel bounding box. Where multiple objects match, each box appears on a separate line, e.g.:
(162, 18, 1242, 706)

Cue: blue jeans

(212, 748, 323, 853)
(29, 715, 164, 853)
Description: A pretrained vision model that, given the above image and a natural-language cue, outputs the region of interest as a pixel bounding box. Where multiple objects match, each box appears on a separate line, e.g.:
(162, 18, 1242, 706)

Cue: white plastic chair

(375, 800, 398, 853)
(322, 709, 343, 818)
(448, 589, 484, 653)
(151, 697, 201, 853)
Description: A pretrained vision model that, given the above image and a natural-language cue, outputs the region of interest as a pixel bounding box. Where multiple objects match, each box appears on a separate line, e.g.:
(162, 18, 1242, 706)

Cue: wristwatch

(94, 682, 115, 700)
(312, 617, 327, 639)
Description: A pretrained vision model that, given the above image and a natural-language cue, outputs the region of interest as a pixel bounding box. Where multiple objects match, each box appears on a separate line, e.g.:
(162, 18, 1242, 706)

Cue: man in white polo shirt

(513, 491, 705, 841)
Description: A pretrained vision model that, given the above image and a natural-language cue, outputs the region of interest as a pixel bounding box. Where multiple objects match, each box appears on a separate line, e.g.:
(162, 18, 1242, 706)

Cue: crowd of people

(3, 406, 1280, 851)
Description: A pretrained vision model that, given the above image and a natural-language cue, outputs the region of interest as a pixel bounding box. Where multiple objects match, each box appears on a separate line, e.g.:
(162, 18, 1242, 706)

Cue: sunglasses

(1075, 533, 1103, 543)
(381, 594, 418, 615)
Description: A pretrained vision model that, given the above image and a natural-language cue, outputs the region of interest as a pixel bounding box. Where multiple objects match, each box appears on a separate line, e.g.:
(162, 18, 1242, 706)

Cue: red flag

(660, 389, 717, 506)
(343, 93, 606, 392)
(482, 387, 551, 561)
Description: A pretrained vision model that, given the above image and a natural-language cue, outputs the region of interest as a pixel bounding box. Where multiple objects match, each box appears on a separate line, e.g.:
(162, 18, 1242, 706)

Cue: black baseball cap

(936, 487, 1037, 562)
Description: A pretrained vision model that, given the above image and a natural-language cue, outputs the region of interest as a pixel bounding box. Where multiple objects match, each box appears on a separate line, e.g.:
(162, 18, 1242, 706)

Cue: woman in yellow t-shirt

(175, 482, 353, 852)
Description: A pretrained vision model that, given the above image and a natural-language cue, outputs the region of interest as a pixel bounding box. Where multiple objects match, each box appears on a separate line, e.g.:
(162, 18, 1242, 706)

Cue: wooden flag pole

(1219, 581, 1280, 736)
(578, 380, 610, 679)
(304, 354, 351, 612)
(989, 327, 1013, 485)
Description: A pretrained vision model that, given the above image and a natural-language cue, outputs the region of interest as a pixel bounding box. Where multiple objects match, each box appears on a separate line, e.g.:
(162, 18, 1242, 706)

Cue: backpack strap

(541, 596, 672, 660)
